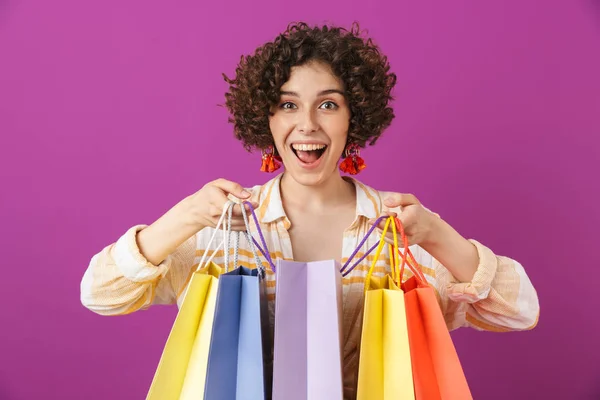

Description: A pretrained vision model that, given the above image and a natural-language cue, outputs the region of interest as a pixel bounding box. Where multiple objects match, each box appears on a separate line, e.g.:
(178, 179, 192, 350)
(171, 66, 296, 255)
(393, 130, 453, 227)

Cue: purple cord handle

(243, 201, 277, 273)
(340, 215, 389, 277)
(243, 200, 389, 276)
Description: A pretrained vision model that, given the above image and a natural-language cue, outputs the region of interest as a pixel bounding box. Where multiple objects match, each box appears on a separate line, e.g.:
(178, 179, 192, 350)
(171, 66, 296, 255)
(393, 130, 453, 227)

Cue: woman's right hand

(182, 178, 259, 232)
(136, 178, 259, 266)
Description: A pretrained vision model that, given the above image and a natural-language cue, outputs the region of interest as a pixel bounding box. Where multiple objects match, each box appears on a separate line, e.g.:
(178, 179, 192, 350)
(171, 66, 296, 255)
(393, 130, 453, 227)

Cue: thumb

(368, 211, 397, 226)
(384, 193, 420, 207)
(213, 178, 251, 199)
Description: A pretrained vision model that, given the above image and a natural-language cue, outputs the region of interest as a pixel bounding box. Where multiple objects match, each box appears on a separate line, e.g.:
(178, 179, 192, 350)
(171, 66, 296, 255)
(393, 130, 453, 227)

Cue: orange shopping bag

(393, 218, 472, 400)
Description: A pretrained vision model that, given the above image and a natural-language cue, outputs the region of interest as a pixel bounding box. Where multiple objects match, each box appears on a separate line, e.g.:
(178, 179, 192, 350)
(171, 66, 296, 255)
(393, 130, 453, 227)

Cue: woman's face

(269, 60, 351, 186)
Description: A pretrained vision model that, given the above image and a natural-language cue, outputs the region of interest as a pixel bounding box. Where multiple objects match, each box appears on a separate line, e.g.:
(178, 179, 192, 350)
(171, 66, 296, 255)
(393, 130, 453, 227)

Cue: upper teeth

(292, 144, 327, 151)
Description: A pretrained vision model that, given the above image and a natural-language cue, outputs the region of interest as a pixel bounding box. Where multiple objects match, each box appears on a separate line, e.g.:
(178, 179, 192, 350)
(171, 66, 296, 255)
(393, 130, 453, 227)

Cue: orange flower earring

(260, 145, 282, 173)
(339, 143, 366, 175)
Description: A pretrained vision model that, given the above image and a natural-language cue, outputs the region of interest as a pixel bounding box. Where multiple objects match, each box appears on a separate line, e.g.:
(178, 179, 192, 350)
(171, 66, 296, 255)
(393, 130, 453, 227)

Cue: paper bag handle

(340, 215, 388, 276)
(243, 201, 277, 273)
(197, 201, 235, 272)
(239, 201, 266, 276)
(345, 215, 427, 289)
(393, 217, 427, 285)
(363, 216, 400, 292)
(221, 201, 265, 276)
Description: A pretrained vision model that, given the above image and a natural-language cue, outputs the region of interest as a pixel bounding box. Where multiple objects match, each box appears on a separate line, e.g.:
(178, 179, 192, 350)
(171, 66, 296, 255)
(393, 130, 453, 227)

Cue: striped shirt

(80, 173, 540, 399)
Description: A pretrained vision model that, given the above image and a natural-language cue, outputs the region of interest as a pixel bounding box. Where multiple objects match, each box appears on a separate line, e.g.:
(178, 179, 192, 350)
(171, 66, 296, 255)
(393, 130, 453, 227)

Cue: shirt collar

(256, 174, 382, 227)
(257, 173, 287, 225)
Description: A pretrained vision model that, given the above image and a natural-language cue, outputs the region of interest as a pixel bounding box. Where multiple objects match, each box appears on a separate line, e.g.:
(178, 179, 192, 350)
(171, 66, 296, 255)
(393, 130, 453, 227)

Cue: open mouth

(291, 143, 328, 165)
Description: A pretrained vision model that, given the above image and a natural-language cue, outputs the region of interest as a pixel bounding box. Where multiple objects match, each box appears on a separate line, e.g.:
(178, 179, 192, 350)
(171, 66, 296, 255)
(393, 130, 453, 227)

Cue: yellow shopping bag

(147, 203, 234, 400)
(146, 262, 222, 400)
(356, 217, 415, 400)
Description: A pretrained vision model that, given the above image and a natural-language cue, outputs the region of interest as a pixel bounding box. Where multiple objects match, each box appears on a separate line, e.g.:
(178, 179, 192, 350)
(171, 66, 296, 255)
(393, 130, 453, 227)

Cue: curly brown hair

(223, 22, 397, 152)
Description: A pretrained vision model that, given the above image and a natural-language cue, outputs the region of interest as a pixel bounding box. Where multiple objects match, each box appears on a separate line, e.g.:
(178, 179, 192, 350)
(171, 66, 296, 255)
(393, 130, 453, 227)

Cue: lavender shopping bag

(267, 218, 391, 400)
(272, 259, 344, 400)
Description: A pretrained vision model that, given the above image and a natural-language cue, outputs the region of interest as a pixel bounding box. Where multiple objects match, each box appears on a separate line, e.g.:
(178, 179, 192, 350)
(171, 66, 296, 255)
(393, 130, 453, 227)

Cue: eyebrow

(280, 89, 345, 97)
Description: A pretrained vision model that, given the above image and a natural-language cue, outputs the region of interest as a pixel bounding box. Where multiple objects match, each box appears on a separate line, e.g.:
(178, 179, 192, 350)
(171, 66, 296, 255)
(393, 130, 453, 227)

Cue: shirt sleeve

(380, 197, 539, 332)
(415, 240, 540, 332)
(80, 225, 197, 316)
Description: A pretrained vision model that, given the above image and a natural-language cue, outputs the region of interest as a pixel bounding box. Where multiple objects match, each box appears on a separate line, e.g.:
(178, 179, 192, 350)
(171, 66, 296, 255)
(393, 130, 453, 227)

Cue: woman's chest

(286, 208, 356, 263)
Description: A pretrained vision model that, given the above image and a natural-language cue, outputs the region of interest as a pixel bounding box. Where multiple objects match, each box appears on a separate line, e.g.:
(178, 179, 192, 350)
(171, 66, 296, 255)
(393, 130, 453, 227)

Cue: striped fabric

(80, 173, 539, 400)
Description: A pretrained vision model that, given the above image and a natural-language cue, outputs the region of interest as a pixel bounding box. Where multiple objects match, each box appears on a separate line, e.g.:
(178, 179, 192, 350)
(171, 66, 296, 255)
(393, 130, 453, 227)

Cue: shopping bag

(146, 263, 221, 400)
(394, 218, 472, 400)
(203, 201, 274, 400)
(353, 216, 415, 400)
(146, 203, 231, 400)
(272, 259, 344, 400)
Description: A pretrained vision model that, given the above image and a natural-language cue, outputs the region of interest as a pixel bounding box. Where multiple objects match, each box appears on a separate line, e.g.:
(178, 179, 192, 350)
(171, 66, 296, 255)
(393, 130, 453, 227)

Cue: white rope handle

(233, 231, 240, 273)
(224, 203, 241, 273)
(229, 202, 258, 273)
(203, 235, 225, 269)
(195, 200, 264, 275)
(224, 201, 263, 275)
(224, 204, 233, 271)
(196, 201, 234, 272)
(239, 202, 265, 277)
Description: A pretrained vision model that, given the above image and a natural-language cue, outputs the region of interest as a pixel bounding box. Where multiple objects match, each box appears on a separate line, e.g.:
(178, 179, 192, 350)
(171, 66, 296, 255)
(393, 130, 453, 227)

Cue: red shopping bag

(394, 218, 472, 400)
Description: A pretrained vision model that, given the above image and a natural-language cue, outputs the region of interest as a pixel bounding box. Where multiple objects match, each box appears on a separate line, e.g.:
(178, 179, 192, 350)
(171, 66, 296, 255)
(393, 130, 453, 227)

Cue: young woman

(81, 22, 539, 399)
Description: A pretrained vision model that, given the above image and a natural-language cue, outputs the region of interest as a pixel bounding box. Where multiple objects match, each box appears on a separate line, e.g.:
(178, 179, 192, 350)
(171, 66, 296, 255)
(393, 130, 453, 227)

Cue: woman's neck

(280, 171, 356, 213)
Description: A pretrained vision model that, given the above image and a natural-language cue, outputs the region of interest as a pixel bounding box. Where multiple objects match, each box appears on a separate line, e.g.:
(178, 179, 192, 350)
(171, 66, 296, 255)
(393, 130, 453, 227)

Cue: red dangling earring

(260, 145, 282, 173)
(339, 143, 366, 175)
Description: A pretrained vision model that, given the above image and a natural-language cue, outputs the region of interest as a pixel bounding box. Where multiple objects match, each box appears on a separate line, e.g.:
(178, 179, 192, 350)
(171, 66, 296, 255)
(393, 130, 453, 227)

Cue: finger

(368, 212, 397, 228)
(394, 216, 415, 244)
(230, 202, 260, 217)
(212, 216, 247, 230)
(211, 178, 252, 199)
(225, 214, 252, 230)
(228, 223, 250, 232)
(383, 193, 420, 208)
(207, 188, 231, 212)
(367, 214, 413, 245)
(396, 211, 417, 229)
(242, 201, 260, 212)
(394, 216, 412, 239)
(215, 224, 248, 232)
(208, 197, 230, 219)
(380, 233, 414, 247)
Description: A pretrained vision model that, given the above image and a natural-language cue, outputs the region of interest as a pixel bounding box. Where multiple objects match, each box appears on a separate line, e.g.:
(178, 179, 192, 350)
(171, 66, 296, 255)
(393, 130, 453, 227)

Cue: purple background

(1, 1, 599, 399)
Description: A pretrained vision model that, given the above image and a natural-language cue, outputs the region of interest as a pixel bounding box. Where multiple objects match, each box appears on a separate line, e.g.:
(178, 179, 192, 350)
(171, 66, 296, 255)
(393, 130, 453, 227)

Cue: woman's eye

(280, 102, 296, 109)
(320, 101, 338, 110)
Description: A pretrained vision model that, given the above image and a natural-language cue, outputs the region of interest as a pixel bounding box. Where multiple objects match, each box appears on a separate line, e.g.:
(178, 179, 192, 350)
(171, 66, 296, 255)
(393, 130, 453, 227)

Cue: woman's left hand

(369, 193, 440, 247)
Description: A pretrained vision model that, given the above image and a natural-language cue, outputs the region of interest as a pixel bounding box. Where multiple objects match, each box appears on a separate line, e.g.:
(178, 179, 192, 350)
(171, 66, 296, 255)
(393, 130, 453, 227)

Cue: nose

(296, 109, 319, 134)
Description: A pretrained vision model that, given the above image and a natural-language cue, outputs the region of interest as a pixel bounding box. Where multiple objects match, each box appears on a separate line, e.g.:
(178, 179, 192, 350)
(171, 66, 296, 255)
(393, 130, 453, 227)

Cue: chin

(284, 156, 340, 187)
(284, 169, 334, 187)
